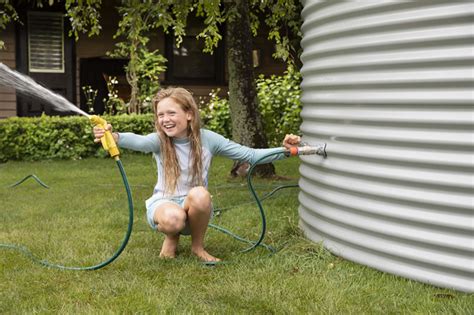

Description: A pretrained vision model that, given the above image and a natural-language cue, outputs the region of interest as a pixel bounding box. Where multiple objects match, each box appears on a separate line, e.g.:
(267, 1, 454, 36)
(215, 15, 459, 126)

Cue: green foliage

(199, 89, 231, 139)
(108, 2, 169, 114)
(0, 114, 154, 162)
(194, 0, 225, 53)
(107, 46, 167, 114)
(81, 85, 98, 114)
(1, 1, 103, 46)
(0, 1, 19, 49)
(102, 76, 126, 115)
(251, 0, 303, 62)
(65, 0, 102, 41)
(199, 67, 302, 146)
(1, 0, 302, 65)
(257, 65, 302, 146)
(25, 1, 300, 63)
(134, 49, 167, 112)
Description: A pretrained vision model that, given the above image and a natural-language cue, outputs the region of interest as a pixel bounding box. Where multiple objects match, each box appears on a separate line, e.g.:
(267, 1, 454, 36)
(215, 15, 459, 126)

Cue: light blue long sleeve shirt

(118, 129, 286, 198)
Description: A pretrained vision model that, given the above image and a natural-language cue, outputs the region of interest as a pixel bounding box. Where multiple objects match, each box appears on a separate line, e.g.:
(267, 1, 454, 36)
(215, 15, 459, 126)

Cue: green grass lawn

(1, 154, 472, 314)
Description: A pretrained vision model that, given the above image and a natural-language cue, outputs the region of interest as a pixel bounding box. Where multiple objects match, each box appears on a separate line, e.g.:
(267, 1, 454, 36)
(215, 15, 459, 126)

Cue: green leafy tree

(65, 0, 102, 41)
(0, 1, 19, 49)
(252, 0, 302, 63)
(0, 1, 103, 43)
(106, 1, 168, 114)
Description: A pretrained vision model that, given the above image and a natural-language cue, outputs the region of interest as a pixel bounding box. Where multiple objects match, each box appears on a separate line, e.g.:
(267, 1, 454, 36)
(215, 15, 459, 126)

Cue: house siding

(0, 25, 17, 118)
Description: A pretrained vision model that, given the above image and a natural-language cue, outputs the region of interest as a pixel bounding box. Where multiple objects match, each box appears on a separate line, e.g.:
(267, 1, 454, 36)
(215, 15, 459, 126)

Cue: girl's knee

(156, 207, 186, 234)
(187, 186, 211, 211)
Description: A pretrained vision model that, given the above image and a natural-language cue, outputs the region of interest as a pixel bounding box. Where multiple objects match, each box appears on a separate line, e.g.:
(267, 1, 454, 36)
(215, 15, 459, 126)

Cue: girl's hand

(282, 134, 301, 149)
(93, 124, 115, 143)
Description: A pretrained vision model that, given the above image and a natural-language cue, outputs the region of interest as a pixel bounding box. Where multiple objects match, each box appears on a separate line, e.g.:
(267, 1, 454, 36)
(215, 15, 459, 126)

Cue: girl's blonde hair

(153, 87, 203, 195)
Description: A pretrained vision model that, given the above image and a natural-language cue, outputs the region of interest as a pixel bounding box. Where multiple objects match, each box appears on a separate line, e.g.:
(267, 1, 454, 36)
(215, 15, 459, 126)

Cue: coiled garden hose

(0, 158, 133, 271)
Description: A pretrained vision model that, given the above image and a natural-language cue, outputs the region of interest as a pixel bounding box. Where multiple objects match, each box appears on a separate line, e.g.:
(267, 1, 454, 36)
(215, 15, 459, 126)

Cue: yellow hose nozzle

(90, 115, 120, 159)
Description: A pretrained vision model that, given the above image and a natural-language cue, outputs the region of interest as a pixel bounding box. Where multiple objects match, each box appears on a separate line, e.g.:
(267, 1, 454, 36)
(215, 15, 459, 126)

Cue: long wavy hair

(153, 87, 203, 195)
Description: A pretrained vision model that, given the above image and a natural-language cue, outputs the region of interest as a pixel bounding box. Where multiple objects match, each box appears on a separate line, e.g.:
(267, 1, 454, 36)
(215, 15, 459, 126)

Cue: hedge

(0, 114, 155, 162)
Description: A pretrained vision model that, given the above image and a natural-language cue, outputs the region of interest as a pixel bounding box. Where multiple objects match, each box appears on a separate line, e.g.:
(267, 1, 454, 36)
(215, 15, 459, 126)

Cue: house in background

(0, 3, 286, 118)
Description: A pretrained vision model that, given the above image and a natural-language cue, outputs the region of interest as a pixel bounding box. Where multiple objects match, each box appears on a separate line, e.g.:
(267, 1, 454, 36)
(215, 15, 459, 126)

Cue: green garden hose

(1, 148, 315, 269)
(241, 150, 296, 253)
(9, 174, 50, 189)
(228, 143, 327, 253)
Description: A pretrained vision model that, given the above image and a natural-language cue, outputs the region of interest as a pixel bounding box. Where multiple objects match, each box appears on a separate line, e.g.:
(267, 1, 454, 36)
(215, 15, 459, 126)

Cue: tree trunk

(226, 0, 275, 177)
(127, 42, 140, 114)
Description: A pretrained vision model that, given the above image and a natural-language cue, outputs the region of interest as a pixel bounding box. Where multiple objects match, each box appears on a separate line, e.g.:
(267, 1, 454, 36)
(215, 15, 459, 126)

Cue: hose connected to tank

(240, 143, 327, 253)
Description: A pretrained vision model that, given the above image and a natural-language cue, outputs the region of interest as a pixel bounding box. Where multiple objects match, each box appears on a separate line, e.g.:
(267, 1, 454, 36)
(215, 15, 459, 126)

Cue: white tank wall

(298, 1, 473, 292)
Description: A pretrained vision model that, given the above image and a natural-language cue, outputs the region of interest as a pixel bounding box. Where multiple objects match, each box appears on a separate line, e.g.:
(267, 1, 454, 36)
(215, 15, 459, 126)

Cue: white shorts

(145, 194, 213, 235)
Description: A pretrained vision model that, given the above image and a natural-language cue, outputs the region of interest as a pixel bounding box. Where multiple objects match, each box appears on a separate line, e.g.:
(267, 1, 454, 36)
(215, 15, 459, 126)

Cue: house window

(165, 19, 225, 85)
(27, 11, 64, 73)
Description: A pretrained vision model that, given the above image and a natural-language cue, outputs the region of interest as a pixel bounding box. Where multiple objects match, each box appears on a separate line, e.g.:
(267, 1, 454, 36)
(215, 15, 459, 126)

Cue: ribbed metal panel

(299, 1, 473, 292)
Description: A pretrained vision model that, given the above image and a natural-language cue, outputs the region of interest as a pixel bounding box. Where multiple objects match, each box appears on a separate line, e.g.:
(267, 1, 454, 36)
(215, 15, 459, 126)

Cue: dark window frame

(15, 5, 76, 117)
(164, 26, 225, 85)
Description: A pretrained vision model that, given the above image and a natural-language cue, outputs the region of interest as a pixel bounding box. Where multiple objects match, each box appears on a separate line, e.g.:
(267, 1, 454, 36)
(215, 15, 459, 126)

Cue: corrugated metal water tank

(298, 1, 473, 292)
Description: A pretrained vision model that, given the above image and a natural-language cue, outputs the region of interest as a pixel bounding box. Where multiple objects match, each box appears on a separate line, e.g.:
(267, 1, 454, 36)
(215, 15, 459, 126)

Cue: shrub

(257, 65, 302, 147)
(0, 114, 154, 162)
(103, 76, 127, 115)
(199, 89, 232, 139)
(199, 66, 302, 147)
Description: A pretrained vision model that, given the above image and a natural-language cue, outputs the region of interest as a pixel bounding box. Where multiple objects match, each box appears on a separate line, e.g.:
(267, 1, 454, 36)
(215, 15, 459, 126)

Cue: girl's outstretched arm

(93, 124, 160, 153)
(203, 129, 300, 164)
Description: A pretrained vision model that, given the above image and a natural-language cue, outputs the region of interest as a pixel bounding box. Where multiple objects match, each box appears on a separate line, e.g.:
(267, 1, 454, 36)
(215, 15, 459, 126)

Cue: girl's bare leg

(154, 203, 186, 258)
(184, 186, 220, 262)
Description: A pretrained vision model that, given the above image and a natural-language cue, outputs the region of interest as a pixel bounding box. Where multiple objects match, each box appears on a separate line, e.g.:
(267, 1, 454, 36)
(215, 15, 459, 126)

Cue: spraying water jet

(0, 63, 90, 117)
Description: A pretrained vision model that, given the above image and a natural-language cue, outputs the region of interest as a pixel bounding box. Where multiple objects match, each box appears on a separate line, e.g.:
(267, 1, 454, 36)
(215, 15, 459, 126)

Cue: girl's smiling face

(156, 97, 192, 139)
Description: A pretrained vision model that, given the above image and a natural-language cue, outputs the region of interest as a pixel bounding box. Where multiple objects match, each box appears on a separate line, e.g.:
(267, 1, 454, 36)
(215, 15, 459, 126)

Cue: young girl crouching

(93, 87, 300, 262)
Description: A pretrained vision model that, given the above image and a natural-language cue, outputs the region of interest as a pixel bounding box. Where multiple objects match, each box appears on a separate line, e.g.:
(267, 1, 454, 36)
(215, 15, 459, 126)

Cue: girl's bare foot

(160, 234, 179, 259)
(192, 247, 221, 262)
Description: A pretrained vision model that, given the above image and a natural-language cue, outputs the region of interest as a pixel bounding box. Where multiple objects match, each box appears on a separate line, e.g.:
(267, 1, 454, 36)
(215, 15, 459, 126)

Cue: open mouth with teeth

(163, 124, 175, 131)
